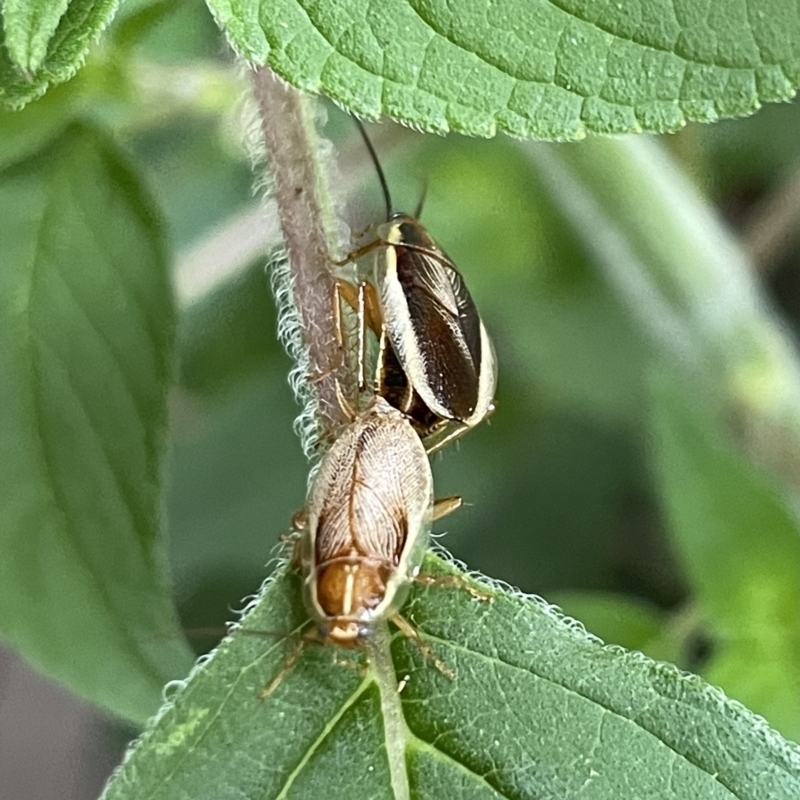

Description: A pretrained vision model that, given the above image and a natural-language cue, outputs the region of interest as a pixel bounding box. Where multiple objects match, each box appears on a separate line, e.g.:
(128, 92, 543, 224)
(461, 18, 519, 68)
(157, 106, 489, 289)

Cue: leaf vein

(406, 732, 512, 800)
(63, 174, 168, 385)
(33, 333, 155, 556)
(541, 0, 764, 69)
(21, 184, 165, 690)
(272, 677, 373, 800)
(42, 255, 152, 449)
(416, 630, 741, 797)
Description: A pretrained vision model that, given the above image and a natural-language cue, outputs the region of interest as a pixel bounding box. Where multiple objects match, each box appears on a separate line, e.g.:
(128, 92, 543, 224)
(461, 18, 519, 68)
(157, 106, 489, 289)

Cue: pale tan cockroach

(259, 396, 462, 698)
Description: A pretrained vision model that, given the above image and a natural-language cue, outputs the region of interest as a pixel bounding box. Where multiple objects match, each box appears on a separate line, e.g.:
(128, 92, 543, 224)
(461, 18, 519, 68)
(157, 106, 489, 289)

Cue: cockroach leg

(334, 379, 358, 422)
(257, 638, 305, 700)
(330, 651, 368, 675)
(291, 508, 308, 532)
(432, 495, 462, 521)
(278, 530, 302, 562)
(279, 510, 307, 562)
(349, 223, 372, 242)
(392, 613, 455, 680)
(413, 572, 494, 603)
(357, 281, 367, 392)
(332, 238, 392, 267)
(423, 421, 470, 455)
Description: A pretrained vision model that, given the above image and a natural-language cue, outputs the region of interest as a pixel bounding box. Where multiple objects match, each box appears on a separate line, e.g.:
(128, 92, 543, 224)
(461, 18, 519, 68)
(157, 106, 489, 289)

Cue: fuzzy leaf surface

(208, 0, 799, 138)
(102, 554, 800, 799)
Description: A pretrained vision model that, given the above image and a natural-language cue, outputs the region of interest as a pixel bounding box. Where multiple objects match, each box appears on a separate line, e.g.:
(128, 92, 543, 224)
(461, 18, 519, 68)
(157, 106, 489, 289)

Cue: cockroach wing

(443, 262, 483, 372)
(305, 399, 433, 567)
(379, 245, 480, 422)
(348, 410, 432, 561)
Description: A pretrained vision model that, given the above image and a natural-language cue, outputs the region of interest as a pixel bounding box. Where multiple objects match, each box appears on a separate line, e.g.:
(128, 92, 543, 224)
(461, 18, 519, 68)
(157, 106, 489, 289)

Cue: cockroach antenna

(413, 177, 429, 220)
(354, 118, 393, 222)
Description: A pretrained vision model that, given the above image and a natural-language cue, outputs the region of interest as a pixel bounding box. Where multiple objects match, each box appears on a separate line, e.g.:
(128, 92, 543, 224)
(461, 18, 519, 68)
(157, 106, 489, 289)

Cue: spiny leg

(302, 282, 349, 389)
(332, 280, 348, 357)
(337, 277, 383, 337)
(334, 238, 458, 271)
(423, 420, 469, 456)
(334, 378, 358, 422)
(330, 649, 368, 675)
(422, 403, 497, 456)
(357, 281, 367, 392)
(332, 238, 393, 267)
(335, 278, 383, 399)
(258, 638, 305, 700)
(392, 613, 454, 680)
(280, 509, 307, 566)
(413, 572, 494, 602)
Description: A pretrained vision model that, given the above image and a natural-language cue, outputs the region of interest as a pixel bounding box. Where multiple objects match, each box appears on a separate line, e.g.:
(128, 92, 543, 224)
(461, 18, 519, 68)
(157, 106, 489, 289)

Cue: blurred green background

(134, 0, 799, 736)
(2, 0, 798, 770)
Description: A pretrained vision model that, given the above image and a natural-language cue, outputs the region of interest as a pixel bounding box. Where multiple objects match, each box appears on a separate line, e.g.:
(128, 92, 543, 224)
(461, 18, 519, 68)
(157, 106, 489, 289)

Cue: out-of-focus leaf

(0, 78, 81, 170)
(649, 369, 800, 740)
(699, 100, 800, 199)
(166, 368, 307, 595)
(552, 591, 665, 652)
(114, 0, 223, 60)
(0, 0, 119, 109)
(129, 118, 253, 251)
(177, 261, 277, 396)
(0, 124, 193, 724)
(101, 554, 800, 800)
(524, 134, 800, 491)
(109, 0, 177, 52)
(209, 0, 799, 138)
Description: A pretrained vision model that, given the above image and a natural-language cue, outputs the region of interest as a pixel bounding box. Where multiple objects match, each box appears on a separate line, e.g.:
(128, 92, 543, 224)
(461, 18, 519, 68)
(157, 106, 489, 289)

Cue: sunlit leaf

(208, 0, 799, 138)
(102, 554, 800, 799)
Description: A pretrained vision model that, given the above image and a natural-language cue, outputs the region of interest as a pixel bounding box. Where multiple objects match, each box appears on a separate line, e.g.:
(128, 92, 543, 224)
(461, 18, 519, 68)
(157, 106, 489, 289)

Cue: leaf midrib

(19, 172, 166, 696)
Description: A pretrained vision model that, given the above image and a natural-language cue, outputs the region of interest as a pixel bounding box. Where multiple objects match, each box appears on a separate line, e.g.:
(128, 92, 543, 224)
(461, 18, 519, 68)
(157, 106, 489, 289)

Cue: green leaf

(2, 0, 70, 72)
(0, 77, 82, 170)
(208, 0, 799, 138)
(101, 554, 800, 799)
(649, 370, 800, 740)
(524, 134, 800, 489)
(177, 261, 279, 396)
(109, 0, 178, 53)
(551, 591, 665, 652)
(0, 0, 119, 109)
(166, 369, 307, 595)
(0, 123, 193, 724)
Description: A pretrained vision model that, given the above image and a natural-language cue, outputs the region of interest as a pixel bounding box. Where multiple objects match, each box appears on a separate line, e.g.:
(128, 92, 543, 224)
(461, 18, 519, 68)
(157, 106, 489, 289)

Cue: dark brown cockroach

(335, 120, 497, 453)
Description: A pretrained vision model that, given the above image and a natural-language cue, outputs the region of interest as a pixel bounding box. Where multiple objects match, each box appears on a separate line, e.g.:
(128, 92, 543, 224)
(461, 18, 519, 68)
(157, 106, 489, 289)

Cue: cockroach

(258, 395, 462, 698)
(335, 120, 497, 453)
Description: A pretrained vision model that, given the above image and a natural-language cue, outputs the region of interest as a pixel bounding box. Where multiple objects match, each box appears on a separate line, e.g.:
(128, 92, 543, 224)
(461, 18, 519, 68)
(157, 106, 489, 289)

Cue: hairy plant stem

(251, 66, 352, 438)
(251, 69, 411, 795)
